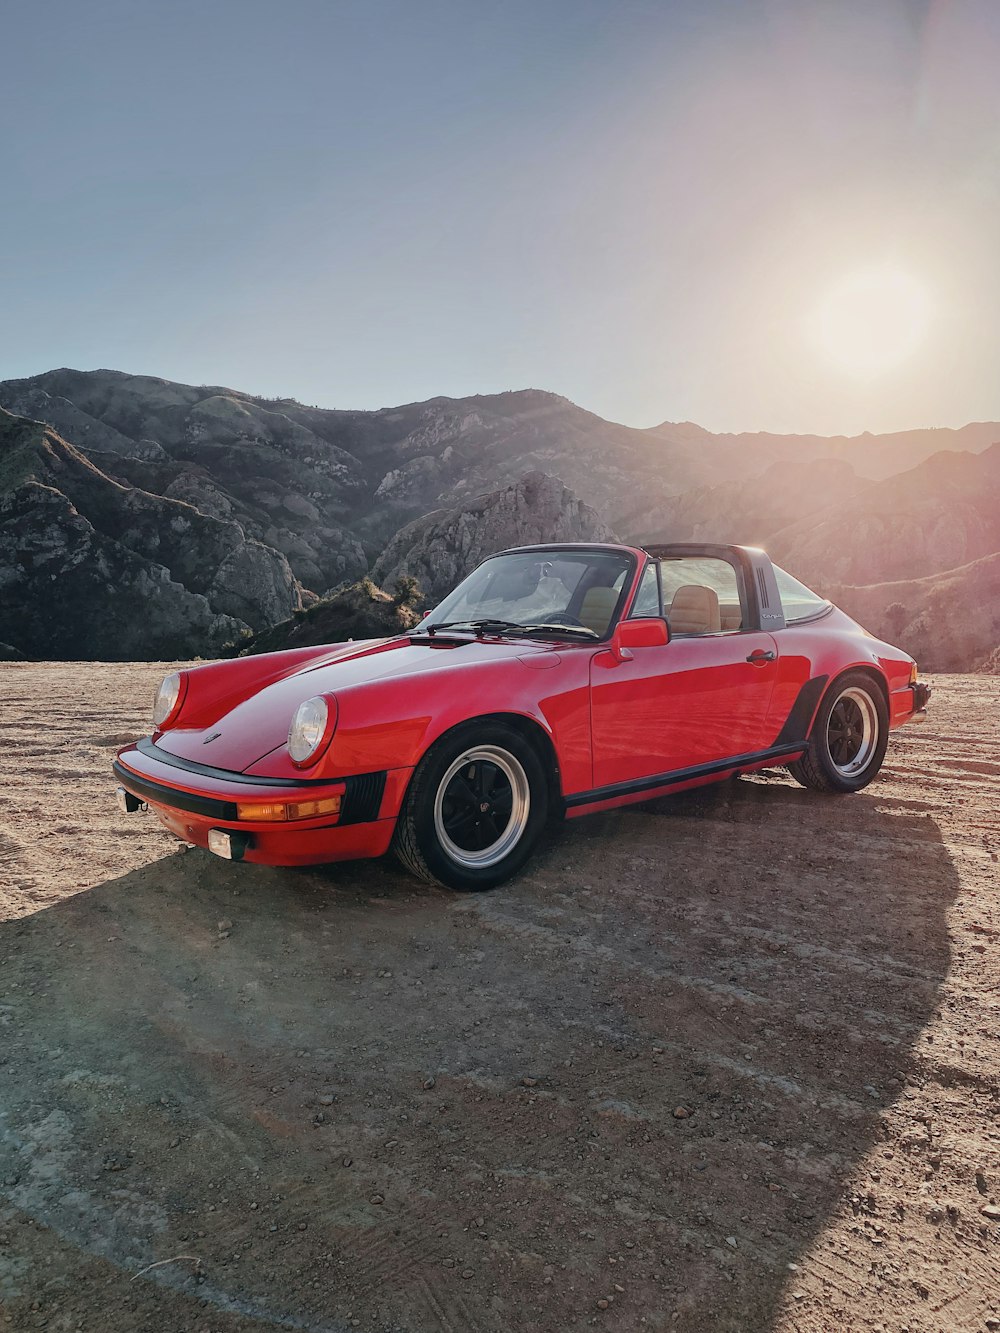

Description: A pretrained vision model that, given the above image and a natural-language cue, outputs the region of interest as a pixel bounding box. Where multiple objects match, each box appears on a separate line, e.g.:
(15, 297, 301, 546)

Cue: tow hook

(116, 786, 145, 814)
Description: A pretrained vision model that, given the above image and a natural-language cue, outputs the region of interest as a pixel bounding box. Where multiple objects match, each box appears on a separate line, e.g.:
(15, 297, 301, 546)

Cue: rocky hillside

(767, 444, 1000, 587)
(0, 409, 299, 660)
(9, 369, 997, 579)
(829, 552, 1000, 674)
(618, 456, 866, 548)
(371, 471, 614, 605)
(3, 367, 999, 667)
(646, 418, 1000, 483)
(620, 443, 1000, 672)
(0, 370, 705, 572)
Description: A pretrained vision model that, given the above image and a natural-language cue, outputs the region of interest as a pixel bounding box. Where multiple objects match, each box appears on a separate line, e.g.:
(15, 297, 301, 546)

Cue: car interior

(637, 557, 745, 636)
(577, 585, 620, 635)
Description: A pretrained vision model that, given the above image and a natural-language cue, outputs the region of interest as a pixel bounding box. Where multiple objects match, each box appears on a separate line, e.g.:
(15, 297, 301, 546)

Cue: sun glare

(809, 266, 931, 379)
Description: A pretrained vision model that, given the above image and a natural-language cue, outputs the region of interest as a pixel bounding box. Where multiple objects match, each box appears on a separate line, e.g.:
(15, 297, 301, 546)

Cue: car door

(589, 554, 780, 789)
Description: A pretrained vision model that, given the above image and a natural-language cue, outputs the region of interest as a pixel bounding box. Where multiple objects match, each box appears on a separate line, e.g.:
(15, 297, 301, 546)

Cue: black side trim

(564, 743, 808, 809)
(137, 736, 330, 787)
(340, 771, 388, 825)
(114, 761, 238, 820)
(772, 675, 829, 747)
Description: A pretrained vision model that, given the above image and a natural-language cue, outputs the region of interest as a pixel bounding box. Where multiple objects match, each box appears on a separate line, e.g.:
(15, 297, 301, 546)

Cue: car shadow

(0, 775, 960, 1332)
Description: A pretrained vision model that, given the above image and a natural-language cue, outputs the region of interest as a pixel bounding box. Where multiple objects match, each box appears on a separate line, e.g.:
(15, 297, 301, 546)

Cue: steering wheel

(520, 613, 587, 628)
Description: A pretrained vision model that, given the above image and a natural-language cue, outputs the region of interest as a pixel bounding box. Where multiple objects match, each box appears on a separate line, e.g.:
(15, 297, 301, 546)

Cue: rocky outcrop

(371, 471, 616, 606)
(0, 409, 300, 660)
(230, 579, 420, 656)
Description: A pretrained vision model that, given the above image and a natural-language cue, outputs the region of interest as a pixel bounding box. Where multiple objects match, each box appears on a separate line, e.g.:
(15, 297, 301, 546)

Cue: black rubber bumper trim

(564, 743, 808, 809)
(114, 760, 239, 820)
(115, 759, 388, 826)
(771, 675, 829, 747)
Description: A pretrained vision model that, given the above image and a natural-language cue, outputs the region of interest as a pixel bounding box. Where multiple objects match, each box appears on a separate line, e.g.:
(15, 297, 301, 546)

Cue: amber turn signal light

(235, 795, 342, 822)
(287, 796, 342, 820)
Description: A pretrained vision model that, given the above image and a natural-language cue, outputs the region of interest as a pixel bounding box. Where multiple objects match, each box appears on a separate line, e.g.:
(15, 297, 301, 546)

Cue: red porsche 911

(114, 543, 930, 889)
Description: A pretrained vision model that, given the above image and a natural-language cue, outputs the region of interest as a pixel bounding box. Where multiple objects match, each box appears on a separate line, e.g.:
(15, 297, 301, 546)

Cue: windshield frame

(415, 544, 641, 644)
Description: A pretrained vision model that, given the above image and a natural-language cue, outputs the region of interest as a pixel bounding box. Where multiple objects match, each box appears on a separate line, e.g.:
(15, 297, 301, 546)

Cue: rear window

(772, 564, 831, 623)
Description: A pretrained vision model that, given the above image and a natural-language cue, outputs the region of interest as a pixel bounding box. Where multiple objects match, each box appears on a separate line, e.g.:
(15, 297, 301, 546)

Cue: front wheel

(787, 672, 889, 793)
(392, 722, 549, 889)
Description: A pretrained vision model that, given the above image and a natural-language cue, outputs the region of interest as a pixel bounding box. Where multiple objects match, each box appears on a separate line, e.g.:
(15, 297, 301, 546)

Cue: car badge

(203, 731, 222, 745)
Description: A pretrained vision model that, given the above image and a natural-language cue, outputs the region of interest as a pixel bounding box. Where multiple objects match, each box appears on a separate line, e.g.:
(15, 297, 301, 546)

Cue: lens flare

(809, 266, 931, 378)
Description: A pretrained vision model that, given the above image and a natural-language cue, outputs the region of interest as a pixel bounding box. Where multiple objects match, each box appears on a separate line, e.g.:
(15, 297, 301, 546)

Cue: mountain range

(1, 367, 998, 668)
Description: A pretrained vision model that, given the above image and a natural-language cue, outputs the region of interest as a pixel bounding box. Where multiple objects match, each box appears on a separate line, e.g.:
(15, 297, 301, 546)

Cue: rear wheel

(787, 673, 889, 793)
(392, 722, 549, 889)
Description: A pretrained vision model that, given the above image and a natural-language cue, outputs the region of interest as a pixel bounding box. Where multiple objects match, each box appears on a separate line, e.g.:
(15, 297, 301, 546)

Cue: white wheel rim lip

(433, 745, 531, 870)
(826, 686, 879, 776)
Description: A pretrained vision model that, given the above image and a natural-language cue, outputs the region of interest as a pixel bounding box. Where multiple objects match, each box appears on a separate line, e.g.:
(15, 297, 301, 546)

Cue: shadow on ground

(0, 774, 959, 1332)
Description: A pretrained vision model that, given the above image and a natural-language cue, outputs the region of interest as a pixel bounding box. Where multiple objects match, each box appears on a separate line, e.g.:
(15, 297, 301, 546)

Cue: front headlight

(288, 695, 337, 767)
(153, 672, 185, 728)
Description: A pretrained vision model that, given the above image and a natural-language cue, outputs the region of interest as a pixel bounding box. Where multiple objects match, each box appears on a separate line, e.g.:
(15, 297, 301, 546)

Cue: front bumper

(113, 742, 409, 867)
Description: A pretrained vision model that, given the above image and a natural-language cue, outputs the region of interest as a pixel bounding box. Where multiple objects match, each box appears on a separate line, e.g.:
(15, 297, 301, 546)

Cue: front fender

(247, 649, 596, 796)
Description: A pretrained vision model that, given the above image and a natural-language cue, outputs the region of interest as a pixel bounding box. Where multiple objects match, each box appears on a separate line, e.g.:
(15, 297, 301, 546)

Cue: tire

(392, 722, 550, 890)
(787, 672, 889, 794)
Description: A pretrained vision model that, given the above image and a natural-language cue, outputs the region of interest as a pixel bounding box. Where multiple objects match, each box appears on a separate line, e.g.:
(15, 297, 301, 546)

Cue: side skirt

(563, 743, 807, 818)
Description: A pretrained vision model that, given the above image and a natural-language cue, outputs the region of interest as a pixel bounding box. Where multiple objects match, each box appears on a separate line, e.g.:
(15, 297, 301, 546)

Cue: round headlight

(288, 695, 335, 766)
(153, 672, 184, 728)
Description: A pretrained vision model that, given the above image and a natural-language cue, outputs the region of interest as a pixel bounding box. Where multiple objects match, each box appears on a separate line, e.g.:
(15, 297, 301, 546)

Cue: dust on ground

(1, 663, 998, 1333)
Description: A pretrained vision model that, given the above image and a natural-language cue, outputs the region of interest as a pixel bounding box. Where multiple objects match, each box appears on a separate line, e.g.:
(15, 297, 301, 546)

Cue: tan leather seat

(669, 584, 721, 634)
(578, 586, 618, 635)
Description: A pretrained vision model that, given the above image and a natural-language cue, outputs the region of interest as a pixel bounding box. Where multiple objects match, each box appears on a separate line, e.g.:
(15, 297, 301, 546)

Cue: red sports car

(114, 543, 930, 889)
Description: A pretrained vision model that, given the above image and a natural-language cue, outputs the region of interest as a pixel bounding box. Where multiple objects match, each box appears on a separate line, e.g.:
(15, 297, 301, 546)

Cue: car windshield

(421, 549, 633, 639)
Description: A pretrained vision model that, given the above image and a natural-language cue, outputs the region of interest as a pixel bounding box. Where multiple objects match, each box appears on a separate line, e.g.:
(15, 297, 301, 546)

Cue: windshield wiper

(504, 623, 600, 639)
(419, 618, 525, 637)
(416, 618, 601, 641)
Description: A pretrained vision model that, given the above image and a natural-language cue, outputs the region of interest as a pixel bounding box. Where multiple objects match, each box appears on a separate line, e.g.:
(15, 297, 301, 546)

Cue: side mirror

(610, 617, 669, 661)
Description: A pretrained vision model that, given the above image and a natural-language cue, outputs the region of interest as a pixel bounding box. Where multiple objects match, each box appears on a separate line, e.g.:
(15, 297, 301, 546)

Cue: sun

(809, 266, 931, 379)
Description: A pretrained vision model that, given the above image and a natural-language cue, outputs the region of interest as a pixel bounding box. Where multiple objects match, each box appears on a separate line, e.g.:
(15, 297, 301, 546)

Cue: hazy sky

(3, 0, 999, 434)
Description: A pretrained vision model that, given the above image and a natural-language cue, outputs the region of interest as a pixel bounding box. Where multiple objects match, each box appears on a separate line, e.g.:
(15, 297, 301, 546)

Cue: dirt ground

(1, 663, 998, 1333)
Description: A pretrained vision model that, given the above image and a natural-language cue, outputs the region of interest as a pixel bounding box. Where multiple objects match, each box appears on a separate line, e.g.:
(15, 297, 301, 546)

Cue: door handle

(746, 649, 776, 664)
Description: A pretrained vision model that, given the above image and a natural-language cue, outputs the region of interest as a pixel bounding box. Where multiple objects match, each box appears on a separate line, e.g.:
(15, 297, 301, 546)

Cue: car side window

(771, 563, 830, 623)
(658, 557, 744, 635)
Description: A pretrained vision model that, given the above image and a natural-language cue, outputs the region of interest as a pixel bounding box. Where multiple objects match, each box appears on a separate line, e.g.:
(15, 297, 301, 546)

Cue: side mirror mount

(609, 617, 669, 661)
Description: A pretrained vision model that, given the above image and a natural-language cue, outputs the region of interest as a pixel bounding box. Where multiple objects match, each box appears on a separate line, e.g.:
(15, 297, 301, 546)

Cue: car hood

(153, 634, 562, 772)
